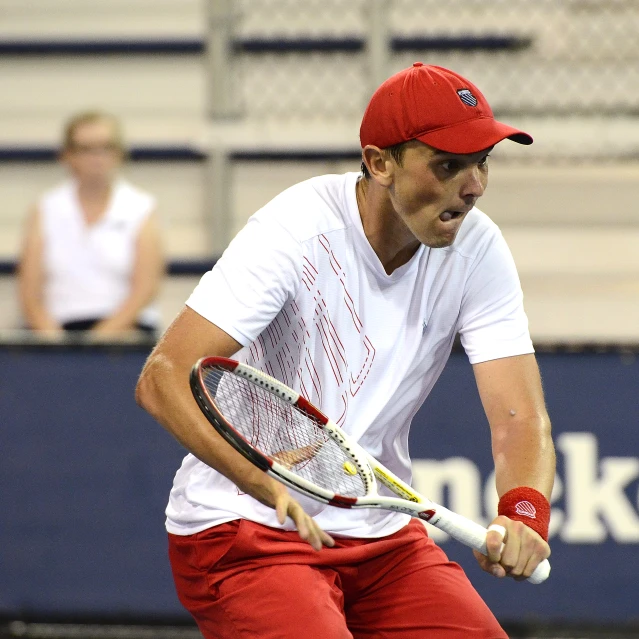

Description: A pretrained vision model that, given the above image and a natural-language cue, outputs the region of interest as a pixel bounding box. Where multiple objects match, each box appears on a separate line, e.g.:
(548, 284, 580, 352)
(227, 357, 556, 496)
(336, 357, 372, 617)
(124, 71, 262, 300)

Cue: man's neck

(355, 177, 420, 275)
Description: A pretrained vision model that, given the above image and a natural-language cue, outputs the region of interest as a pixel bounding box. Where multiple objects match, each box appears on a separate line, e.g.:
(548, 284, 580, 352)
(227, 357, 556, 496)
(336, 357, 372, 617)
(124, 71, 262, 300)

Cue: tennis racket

(190, 356, 551, 585)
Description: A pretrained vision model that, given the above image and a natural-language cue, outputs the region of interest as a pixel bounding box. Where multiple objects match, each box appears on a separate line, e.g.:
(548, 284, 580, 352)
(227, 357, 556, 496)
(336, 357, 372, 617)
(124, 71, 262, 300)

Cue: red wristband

(498, 487, 550, 541)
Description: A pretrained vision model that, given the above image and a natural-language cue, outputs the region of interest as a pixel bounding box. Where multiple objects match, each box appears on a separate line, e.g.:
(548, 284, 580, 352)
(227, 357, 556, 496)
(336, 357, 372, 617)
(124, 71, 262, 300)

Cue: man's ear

(362, 145, 394, 187)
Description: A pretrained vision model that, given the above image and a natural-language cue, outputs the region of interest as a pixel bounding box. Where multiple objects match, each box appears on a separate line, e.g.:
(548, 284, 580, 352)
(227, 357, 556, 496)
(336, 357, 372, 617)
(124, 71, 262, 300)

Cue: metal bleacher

(0, 0, 637, 344)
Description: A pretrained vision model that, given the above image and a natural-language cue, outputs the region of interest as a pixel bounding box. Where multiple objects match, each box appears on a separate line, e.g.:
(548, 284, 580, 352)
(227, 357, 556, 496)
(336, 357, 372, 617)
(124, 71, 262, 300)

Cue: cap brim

(415, 117, 533, 154)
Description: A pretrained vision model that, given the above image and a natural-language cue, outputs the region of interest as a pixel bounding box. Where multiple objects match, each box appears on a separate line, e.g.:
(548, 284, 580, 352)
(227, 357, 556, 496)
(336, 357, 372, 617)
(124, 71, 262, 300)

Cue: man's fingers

(276, 499, 287, 525)
(480, 520, 516, 578)
(275, 493, 335, 551)
(481, 517, 551, 581)
(293, 509, 335, 551)
(508, 529, 550, 579)
(319, 528, 336, 548)
(473, 549, 506, 578)
(486, 523, 506, 562)
(293, 513, 332, 551)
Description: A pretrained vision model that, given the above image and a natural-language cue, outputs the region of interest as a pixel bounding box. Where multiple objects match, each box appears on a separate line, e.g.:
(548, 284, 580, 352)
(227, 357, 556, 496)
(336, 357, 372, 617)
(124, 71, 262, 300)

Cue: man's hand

(473, 515, 550, 580)
(237, 469, 335, 552)
(271, 481, 335, 551)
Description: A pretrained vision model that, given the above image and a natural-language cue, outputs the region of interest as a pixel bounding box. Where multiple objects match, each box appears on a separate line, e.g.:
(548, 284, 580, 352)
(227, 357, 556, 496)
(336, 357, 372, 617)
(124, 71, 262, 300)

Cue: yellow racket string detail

(372, 467, 422, 503)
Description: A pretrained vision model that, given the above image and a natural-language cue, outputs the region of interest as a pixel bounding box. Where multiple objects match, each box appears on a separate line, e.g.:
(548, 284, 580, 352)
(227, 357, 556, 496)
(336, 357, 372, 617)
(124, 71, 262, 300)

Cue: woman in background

(18, 111, 165, 337)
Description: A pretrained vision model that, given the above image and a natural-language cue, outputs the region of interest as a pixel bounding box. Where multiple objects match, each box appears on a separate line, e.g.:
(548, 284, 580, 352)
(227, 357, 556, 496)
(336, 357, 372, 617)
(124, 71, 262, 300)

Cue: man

(136, 63, 555, 638)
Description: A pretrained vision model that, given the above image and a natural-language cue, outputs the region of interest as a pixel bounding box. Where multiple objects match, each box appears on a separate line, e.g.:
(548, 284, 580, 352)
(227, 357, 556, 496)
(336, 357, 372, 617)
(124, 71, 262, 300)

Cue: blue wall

(1, 346, 638, 622)
(0, 346, 185, 616)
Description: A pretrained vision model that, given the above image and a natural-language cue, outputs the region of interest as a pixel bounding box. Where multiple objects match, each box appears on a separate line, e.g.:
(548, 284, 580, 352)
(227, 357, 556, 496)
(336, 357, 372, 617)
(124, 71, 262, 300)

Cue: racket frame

(191, 356, 373, 508)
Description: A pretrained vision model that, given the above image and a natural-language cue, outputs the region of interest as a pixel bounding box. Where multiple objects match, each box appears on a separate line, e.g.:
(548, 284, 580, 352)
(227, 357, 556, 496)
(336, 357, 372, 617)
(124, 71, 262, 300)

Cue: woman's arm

(92, 211, 165, 334)
(17, 206, 63, 333)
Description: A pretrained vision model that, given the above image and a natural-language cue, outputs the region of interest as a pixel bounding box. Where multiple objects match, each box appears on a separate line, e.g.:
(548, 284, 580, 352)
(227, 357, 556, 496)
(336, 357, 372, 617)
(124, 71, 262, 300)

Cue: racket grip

(429, 506, 551, 584)
(526, 558, 551, 585)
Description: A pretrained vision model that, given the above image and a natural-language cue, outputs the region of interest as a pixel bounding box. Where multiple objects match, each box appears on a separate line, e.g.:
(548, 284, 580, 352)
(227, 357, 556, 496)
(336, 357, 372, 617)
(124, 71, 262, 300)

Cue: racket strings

(202, 367, 367, 498)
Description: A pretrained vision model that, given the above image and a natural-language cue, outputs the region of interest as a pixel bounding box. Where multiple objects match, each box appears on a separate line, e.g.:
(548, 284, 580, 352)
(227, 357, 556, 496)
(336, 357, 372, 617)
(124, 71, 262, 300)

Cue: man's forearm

(491, 413, 555, 499)
(135, 353, 282, 508)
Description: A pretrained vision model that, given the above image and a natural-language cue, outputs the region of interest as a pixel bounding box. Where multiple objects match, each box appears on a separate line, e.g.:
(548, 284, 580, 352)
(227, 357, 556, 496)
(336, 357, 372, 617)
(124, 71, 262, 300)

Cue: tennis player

(136, 63, 555, 638)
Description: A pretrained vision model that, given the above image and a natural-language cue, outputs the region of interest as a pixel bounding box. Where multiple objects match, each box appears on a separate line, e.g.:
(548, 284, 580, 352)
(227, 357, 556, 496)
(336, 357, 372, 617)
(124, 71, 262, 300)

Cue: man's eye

(479, 154, 490, 166)
(441, 161, 460, 172)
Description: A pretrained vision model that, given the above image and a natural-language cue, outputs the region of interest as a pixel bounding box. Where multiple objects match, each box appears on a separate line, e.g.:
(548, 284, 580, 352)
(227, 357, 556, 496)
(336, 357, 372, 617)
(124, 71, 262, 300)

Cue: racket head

(190, 356, 375, 506)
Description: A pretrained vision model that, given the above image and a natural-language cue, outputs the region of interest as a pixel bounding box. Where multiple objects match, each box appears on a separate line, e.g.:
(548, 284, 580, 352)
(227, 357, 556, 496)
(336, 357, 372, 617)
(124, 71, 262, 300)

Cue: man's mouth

(439, 210, 465, 222)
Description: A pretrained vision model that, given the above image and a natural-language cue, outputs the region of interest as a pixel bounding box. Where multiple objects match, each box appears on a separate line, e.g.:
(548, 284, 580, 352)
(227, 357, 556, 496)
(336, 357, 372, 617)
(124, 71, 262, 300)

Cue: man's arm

(472, 352, 555, 580)
(135, 306, 334, 550)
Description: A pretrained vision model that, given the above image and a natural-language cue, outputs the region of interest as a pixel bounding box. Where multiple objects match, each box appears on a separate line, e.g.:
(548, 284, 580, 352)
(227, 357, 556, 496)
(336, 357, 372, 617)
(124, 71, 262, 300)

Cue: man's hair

(62, 111, 125, 151)
(360, 142, 408, 179)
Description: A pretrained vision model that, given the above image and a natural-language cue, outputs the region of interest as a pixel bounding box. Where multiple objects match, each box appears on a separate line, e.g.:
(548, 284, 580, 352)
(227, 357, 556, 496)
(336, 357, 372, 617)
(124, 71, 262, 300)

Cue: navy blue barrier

(1, 345, 638, 623)
(0, 344, 185, 617)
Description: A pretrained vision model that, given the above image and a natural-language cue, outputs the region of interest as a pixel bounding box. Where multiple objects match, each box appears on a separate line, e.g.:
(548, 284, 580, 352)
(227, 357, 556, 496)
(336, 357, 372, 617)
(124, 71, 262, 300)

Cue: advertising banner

(1, 347, 637, 623)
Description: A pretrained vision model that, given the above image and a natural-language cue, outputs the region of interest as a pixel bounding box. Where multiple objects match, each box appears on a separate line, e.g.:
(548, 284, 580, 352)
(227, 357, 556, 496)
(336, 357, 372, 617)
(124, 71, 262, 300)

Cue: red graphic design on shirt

(248, 235, 375, 428)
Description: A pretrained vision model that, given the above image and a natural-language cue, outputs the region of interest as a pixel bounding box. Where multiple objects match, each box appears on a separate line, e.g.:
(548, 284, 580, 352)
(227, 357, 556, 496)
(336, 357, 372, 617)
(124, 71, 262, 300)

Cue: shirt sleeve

(458, 229, 534, 364)
(186, 214, 302, 346)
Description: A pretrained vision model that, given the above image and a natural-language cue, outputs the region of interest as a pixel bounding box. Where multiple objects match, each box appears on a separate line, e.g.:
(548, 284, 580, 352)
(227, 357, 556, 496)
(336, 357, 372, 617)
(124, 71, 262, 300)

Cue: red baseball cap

(360, 62, 532, 154)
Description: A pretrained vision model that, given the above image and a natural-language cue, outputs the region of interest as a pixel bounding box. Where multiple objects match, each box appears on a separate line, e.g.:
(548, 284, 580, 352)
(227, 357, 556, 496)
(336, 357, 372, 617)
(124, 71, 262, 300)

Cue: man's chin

(422, 235, 457, 249)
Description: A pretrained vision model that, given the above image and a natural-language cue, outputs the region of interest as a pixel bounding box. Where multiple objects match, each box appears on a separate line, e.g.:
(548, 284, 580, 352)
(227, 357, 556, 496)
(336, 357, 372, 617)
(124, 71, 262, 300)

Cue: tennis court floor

(2, 619, 639, 639)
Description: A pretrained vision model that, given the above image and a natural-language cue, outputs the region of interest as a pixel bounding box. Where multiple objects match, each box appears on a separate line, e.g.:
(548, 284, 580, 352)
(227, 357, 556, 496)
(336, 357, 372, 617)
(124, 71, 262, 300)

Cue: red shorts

(168, 518, 506, 639)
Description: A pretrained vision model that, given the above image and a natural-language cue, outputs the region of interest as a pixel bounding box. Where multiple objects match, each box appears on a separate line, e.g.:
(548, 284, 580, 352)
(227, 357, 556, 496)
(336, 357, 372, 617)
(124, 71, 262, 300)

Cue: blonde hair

(62, 111, 125, 151)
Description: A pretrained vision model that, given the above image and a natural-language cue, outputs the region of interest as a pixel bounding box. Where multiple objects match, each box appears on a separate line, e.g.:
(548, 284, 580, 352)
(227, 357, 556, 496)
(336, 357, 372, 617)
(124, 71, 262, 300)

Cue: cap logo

(457, 89, 478, 107)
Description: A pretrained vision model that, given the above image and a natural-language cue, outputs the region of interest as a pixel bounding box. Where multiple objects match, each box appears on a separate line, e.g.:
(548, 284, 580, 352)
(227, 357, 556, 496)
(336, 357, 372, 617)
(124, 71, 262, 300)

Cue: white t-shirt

(167, 172, 533, 538)
(39, 179, 159, 327)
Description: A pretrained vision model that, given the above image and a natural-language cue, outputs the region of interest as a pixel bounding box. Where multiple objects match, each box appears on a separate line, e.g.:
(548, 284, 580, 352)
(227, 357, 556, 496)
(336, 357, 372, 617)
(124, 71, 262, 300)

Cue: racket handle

(429, 505, 551, 585)
(525, 557, 551, 585)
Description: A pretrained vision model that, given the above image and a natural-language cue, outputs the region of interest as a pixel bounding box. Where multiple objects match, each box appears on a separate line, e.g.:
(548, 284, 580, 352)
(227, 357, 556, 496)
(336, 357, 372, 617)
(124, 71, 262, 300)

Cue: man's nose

(461, 165, 486, 200)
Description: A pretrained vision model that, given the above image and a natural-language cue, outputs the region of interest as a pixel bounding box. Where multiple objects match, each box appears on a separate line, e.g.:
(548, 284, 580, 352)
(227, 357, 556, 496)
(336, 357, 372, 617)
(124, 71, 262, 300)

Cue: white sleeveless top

(39, 179, 159, 327)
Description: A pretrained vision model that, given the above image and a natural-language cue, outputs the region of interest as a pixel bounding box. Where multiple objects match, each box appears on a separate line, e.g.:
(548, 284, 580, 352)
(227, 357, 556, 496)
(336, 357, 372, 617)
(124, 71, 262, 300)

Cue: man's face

(386, 141, 491, 248)
(63, 120, 123, 185)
